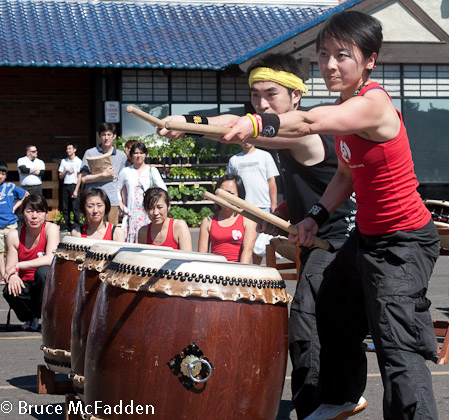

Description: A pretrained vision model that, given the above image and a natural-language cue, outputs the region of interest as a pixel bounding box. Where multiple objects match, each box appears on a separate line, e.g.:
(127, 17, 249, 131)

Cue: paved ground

(0, 230, 448, 419)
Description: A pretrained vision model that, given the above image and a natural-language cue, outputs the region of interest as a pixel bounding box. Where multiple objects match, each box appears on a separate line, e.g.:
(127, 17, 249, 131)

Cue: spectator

(138, 187, 191, 250)
(81, 123, 127, 226)
(198, 174, 257, 263)
(124, 139, 138, 166)
(227, 142, 279, 264)
(72, 188, 125, 241)
(0, 161, 28, 281)
(117, 142, 166, 243)
(58, 142, 82, 234)
(17, 145, 46, 195)
(3, 195, 59, 331)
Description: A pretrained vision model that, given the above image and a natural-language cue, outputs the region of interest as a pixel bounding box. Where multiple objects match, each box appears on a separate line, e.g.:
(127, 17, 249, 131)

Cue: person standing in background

(58, 142, 82, 234)
(226, 142, 279, 264)
(81, 123, 127, 226)
(17, 145, 45, 195)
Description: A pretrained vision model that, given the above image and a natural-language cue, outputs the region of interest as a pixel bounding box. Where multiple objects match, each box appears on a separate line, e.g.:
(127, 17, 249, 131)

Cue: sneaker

(21, 320, 31, 331)
(304, 396, 367, 420)
(30, 317, 39, 331)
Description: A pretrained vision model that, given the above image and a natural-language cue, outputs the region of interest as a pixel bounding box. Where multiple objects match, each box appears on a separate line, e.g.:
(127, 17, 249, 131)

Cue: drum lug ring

(167, 342, 214, 389)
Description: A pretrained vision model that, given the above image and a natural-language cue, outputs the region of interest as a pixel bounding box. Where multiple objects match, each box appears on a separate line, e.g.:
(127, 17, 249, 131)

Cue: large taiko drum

(84, 251, 290, 420)
(70, 243, 226, 399)
(423, 199, 449, 249)
(41, 236, 110, 374)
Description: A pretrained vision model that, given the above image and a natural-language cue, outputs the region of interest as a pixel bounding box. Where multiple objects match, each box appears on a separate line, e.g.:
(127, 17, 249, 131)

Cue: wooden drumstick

(204, 191, 267, 227)
(126, 105, 165, 129)
(165, 121, 230, 137)
(215, 188, 332, 252)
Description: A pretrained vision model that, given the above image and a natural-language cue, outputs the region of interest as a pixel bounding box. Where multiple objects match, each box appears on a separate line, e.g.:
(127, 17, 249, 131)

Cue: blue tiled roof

(0, 0, 362, 70)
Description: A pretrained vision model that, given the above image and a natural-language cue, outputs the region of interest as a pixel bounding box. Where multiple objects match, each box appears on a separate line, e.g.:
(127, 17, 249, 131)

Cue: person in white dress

(117, 142, 166, 242)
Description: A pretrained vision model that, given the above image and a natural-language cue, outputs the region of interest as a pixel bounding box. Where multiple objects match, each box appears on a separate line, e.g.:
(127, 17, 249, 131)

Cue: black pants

(289, 240, 345, 419)
(61, 184, 80, 231)
(3, 266, 49, 321)
(23, 185, 42, 196)
(316, 220, 439, 420)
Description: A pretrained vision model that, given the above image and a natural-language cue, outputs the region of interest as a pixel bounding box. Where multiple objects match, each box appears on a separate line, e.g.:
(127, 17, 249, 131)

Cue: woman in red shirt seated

(198, 174, 257, 263)
(138, 187, 192, 250)
(3, 195, 60, 331)
(72, 188, 125, 241)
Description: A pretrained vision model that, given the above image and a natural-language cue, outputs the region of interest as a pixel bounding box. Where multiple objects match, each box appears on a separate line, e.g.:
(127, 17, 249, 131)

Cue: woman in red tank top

(198, 175, 257, 263)
(71, 188, 125, 241)
(3, 195, 59, 331)
(138, 187, 192, 250)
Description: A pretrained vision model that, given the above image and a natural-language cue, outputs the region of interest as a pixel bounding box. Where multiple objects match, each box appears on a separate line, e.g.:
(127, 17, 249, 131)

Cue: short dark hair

(80, 188, 111, 218)
(213, 174, 245, 212)
(0, 161, 8, 173)
(21, 194, 48, 214)
(125, 139, 138, 149)
(144, 187, 170, 211)
(316, 11, 383, 61)
(65, 142, 78, 150)
(97, 122, 117, 135)
(130, 142, 148, 156)
(247, 53, 305, 81)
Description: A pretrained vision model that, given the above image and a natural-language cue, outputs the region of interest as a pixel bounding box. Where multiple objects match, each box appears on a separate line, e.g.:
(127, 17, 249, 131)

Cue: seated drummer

(72, 188, 125, 241)
(138, 187, 192, 251)
(3, 195, 59, 331)
(198, 174, 257, 263)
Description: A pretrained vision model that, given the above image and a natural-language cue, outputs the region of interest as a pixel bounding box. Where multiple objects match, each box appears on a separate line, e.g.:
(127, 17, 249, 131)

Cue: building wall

(0, 67, 92, 164)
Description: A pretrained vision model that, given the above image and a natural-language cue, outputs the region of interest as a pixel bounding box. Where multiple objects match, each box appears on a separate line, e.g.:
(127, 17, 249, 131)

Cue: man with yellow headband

(158, 53, 356, 419)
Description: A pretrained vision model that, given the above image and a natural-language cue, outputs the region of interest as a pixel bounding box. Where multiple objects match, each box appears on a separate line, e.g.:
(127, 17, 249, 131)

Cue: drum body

(70, 244, 226, 398)
(41, 236, 107, 374)
(84, 252, 290, 420)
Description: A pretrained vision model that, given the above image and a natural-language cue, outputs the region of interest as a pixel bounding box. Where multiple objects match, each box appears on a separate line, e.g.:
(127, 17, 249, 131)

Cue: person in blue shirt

(0, 161, 28, 281)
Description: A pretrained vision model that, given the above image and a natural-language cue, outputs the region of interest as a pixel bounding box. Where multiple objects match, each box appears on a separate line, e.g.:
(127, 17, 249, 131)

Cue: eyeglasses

(29, 149, 38, 153)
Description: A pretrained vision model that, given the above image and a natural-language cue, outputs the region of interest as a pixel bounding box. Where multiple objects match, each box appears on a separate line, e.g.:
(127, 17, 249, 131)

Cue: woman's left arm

(240, 218, 258, 264)
(151, 167, 167, 191)
(174, 219, 192, 251)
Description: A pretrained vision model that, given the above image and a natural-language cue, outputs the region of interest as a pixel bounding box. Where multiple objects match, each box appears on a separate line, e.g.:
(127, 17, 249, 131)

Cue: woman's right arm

(198, 216, 212, 253)
(117, 170, 127, 214)
(5, 229, 24, 296)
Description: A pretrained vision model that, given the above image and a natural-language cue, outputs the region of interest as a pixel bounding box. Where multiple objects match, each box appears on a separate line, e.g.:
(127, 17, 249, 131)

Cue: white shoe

(304, 396, 367, 420)
(30, 317, 39, 331)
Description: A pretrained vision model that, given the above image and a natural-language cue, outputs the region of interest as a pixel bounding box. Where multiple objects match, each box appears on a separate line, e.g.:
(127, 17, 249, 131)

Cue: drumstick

(215, 188, 332, 252)
(126, 105, 165, 129)
(204, 191, 267, 227)
(165, 121, 230, 137)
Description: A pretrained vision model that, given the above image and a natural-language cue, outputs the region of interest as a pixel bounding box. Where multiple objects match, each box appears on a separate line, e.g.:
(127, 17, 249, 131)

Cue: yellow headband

(249, 67, 309, 95)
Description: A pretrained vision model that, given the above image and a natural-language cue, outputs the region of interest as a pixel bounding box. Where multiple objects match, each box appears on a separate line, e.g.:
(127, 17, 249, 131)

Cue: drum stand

(36, 364, 73, 394)
(265, 243, 301, 281)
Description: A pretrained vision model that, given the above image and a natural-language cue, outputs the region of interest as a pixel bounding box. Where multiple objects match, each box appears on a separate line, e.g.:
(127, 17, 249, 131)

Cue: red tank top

(146, 218, 179, 249)
(18, 223, 47, 282)
(334, 82, 430, 235)
(210, 213, 244, 262)
(81, 223, 113, 240)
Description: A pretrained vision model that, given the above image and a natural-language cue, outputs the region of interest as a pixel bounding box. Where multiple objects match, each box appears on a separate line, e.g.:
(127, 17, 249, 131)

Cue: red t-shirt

(81, 222, 113, 240)
(210, 213, 244, 262)
(146, 218, 179, 249)
(334, 82, 430, 235)
(18, 223, 47, 282)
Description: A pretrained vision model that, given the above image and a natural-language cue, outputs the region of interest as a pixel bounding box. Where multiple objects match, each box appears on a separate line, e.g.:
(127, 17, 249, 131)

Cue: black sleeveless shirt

(277, 132, 356, 241)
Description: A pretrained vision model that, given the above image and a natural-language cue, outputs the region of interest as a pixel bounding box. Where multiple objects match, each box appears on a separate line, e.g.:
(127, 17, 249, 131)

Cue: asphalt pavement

(0, 230, 448, 419)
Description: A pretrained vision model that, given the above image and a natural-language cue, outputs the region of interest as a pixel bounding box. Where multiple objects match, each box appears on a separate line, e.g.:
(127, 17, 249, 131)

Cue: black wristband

(183, 115, 208, 137)
(183, 115, 209, 125)
(306, 203, 330, 227)
(259, 113, 280, 137)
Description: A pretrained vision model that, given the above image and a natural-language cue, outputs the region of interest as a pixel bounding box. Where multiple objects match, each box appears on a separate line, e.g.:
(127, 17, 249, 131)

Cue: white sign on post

(105, 101, 120, 123)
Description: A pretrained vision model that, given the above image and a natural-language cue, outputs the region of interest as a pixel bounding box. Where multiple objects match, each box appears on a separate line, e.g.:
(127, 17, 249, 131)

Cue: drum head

(102, 251, 291, 305)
